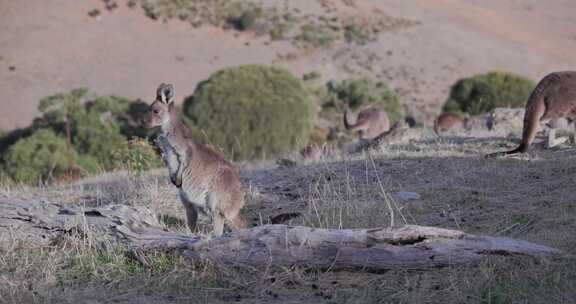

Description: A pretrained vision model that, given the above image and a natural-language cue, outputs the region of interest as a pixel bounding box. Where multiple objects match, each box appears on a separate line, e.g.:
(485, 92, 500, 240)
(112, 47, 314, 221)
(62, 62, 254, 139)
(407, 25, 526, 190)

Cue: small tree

(76, 96, 133, 171)
(1, 90, 163, 184)
(184, 65, 312, 160)
(36, 89, 87, 171)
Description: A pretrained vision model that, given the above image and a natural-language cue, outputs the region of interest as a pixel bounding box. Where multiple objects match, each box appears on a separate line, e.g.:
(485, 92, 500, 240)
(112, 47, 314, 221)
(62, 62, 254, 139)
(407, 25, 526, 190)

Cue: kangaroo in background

(300, 142, 327, 161)
(146, 83, 245, 236)
(487, 71, 576, 158)
(344, 106, 390, 140)
(434, 112, 467, 135)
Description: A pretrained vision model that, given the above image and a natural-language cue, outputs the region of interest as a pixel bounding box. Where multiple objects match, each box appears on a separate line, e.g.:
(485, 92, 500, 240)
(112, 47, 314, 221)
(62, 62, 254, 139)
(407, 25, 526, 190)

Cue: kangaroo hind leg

(212, 211, 225, 237)
(179, 191, 199, 232)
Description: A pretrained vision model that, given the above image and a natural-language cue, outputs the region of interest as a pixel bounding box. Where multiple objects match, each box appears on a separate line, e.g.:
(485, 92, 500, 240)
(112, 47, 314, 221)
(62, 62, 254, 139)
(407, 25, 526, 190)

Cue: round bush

(443, 71, 535, 116)
(184, 65, 312, 160)
(3, 128, 72, 184)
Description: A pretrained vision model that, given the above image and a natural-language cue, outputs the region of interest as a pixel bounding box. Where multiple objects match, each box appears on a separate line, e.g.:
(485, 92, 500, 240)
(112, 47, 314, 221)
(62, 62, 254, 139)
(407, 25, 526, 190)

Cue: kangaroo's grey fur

(147, 83, 245, 236)
(344, 106, 390, 140)
(487, 71, 576, 157)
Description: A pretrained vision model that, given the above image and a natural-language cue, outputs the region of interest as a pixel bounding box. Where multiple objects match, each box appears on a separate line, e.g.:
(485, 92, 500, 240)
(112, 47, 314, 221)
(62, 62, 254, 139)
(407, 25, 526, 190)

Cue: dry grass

(1, 136, 576, 303)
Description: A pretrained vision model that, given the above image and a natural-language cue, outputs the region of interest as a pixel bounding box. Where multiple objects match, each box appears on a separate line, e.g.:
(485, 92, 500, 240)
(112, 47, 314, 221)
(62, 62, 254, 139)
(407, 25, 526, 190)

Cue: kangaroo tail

(433, 118, 440, 136)
(343, 107, 368, 131)
(486, 73, 558, 158)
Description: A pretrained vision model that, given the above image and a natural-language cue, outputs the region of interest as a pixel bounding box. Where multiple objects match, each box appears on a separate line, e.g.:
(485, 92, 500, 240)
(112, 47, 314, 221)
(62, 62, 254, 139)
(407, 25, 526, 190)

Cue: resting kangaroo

(344, 106, 390, 140)
(434, 112, 467, 135)
(300, 142, 326, 161)
(487, 71, 576, 157)
(146, 83, 245, 236)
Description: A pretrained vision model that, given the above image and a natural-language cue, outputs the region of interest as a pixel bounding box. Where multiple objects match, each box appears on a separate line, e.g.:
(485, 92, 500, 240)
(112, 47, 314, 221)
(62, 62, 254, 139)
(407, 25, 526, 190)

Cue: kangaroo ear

(156, 83, 175, 104)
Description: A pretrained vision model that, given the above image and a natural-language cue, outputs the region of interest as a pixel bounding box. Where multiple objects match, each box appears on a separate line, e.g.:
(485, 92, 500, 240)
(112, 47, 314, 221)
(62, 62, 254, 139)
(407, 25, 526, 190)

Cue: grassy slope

(1, 136, 576, 303)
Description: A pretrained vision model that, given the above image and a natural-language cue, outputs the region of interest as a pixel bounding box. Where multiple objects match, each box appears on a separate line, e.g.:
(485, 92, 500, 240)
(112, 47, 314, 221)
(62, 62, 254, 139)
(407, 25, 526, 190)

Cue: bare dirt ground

(1, 0, 576, 130)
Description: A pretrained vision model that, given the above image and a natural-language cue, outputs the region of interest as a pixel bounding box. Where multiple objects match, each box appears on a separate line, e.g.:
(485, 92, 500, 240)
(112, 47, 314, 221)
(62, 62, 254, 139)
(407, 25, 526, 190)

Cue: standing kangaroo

(344, 106, 390, 140)
(487, 71, 576, 157)
(146, 83, 246, 236)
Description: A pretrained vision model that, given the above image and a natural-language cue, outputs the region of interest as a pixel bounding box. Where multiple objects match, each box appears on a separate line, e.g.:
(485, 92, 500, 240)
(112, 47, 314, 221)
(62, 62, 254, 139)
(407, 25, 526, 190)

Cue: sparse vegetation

(303, 71, 322, 82)
(126, 0, 276, 31)
(223, 1, 264, 31)
(443, 71, 535, 116)
(343, 18, 376, 45)
(269, 20, 293, 41)
(294, 23, 338, 49)
(0, 236, 239, 303)
(113, 0, 417, 49)
(184, 64, 312, 160)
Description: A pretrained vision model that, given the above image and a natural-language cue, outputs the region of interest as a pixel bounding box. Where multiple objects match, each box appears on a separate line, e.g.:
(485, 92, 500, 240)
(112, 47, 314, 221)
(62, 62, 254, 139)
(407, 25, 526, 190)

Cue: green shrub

(322, 78, 404, 123)
(0, 128, 33, 157)
(269, 21, 292, 41)
(224, 2, 263, 31)
(121, 100, 154, 138)
(294, 23, 337, 49)
(76, 96, 139, 171)
(343, 19, 374, 45)
(112, 138, 162, 177)
(184, 64, 312, 160)
(443, 71, 535, 116)
(303, 71, 322, 82)
(3, 129, 72, 184)
(0, 90, 160, 184)
(32, 88, 87, 138)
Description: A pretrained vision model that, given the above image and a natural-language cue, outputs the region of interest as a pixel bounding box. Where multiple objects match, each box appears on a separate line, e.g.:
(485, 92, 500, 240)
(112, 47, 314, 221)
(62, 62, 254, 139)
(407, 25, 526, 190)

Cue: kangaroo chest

(158, 134, 211, 210)
(157, 134, 180, 177)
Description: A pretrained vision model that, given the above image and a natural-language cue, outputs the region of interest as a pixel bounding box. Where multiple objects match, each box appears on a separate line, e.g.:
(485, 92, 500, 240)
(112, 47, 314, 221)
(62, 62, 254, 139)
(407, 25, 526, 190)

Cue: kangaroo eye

(153, 109, 160, 114)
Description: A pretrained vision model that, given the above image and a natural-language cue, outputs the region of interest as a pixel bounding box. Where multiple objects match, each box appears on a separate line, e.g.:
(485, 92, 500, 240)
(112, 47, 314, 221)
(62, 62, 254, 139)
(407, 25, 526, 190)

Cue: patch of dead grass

(2, 137, 576, 303)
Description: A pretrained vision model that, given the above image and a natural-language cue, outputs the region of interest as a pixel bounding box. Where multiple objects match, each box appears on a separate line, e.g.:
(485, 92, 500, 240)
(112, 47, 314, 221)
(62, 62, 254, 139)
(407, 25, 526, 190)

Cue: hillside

(1, 0, 575, 130)
(1, 1, 576, 303)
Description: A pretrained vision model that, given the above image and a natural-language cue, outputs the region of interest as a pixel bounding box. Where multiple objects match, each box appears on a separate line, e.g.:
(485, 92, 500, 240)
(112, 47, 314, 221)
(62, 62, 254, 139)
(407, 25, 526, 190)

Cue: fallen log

(0, 197, 560, 271)
(118, 223, 560, 271)
(0, 197, 160, 247)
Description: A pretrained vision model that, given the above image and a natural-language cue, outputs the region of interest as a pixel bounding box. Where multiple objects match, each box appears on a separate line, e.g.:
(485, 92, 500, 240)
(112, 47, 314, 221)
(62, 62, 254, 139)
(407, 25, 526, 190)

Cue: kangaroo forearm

(175, 153, 187, 187)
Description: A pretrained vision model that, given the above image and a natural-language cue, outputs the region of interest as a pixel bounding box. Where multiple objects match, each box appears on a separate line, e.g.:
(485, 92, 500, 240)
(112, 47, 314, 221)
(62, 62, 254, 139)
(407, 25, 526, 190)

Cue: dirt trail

(1, 0, 575, 130)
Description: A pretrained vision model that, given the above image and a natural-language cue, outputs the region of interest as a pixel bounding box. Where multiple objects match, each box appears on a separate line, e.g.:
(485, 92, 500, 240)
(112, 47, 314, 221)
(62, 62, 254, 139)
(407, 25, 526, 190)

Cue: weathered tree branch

(0, 197, 160, 247)
(0, 198, 560, 271)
